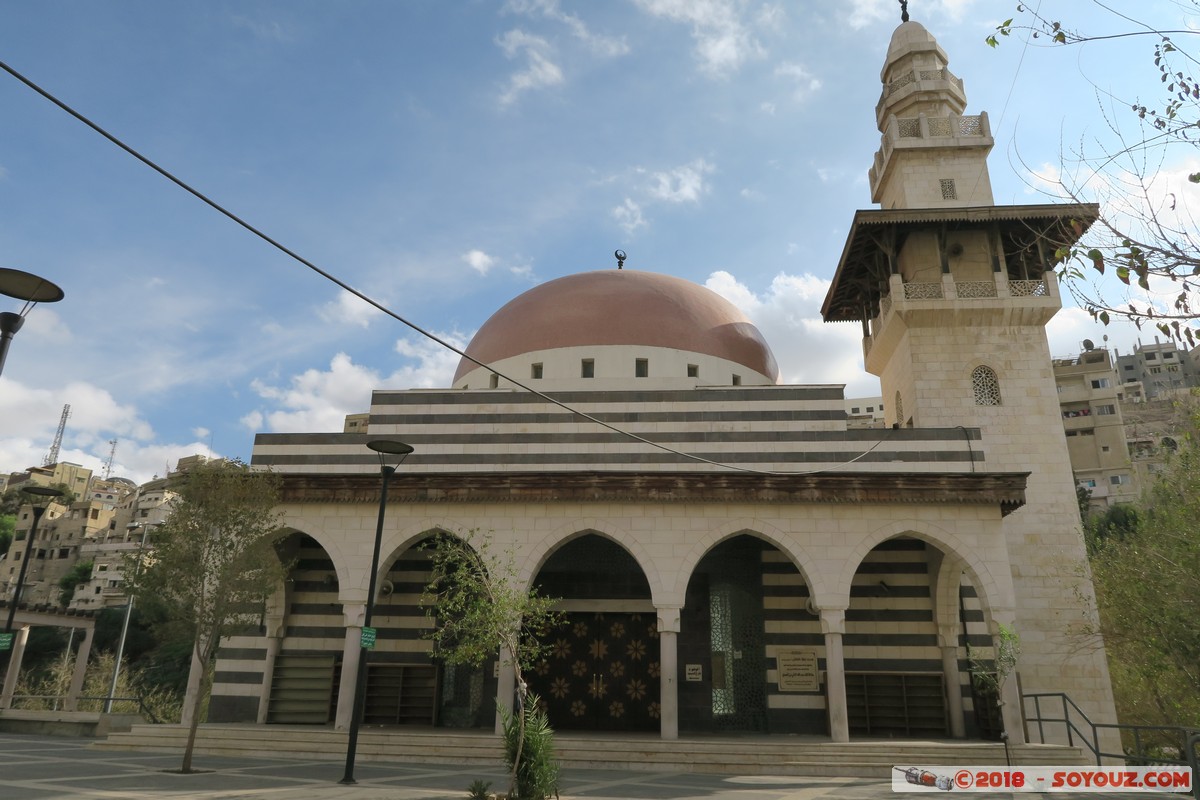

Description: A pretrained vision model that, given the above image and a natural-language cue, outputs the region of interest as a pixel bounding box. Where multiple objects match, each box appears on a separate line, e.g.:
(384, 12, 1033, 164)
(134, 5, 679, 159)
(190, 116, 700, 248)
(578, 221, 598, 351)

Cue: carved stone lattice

(940, 178, 957, 200)
(927, 118, 952, 137)
(904, 281, 944, 300)
(919, 69, 945, 82)
(959, 115, 982, 136)
(1009, 279, 1048, 297)
(972, 366, 1002, 406)
(956, 281, 997, 298)
(895, 391, 904, 426)
(887, 71, 915, 95)
(898, 118, 921, 138)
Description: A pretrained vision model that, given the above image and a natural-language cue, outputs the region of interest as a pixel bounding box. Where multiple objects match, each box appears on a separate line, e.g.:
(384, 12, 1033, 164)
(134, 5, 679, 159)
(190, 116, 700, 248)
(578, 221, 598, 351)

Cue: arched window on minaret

(971, 366, 1002, 406)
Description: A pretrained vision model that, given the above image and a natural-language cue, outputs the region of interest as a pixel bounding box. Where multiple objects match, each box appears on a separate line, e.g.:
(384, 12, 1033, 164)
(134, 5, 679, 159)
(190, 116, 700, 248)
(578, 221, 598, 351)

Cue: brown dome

(454, 270, 779, 383)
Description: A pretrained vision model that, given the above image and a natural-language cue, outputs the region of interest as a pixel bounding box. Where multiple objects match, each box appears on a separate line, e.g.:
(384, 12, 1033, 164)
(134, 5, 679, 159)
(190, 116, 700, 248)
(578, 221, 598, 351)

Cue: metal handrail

(10, 693, 161, 724)
(1023, 692, 1199, 799)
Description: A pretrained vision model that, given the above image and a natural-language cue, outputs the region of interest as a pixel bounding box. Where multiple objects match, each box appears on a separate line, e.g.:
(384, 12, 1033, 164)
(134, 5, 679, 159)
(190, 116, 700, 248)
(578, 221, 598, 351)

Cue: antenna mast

(44, 403, 71, 466)
(103, 438, 118, 480)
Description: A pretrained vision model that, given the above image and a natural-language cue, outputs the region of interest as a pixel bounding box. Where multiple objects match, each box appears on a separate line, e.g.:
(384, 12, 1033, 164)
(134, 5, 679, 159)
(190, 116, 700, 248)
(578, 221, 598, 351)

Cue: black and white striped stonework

(252, 386, 983, 474)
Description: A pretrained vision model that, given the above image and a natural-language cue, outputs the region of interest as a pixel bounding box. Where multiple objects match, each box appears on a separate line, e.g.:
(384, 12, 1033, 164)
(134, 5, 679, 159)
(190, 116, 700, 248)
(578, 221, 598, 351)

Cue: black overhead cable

(1, 57, 904, 476)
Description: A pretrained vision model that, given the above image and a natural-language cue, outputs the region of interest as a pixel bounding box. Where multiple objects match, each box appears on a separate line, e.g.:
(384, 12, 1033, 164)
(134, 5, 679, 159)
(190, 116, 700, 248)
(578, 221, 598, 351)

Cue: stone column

(256, 633, 283, 724)
(991, 612, 1025, 746)
(64, 625, 94, 712)
(656, 605, 681, 740)
(180, 644, 205, 727)
(938, 624, 965, 738)
(0, 625, 30, 709)
(335, 604, 366, 730)
(820, 607, 849, 743)
(494, 654, 515, 735)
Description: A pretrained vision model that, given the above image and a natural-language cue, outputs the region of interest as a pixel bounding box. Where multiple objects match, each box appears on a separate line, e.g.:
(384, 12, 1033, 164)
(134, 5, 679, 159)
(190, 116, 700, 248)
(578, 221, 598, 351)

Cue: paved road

(0, 733, 1175, 800)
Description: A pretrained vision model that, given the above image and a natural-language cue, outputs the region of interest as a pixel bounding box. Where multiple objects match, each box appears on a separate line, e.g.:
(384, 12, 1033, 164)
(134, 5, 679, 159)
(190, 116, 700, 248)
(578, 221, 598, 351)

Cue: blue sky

(0, 0, 1189, 483)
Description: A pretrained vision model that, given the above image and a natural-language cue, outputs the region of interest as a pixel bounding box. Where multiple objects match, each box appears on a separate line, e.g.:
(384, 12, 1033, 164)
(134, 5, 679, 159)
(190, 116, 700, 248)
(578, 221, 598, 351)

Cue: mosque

(208, 16, 1119, 746)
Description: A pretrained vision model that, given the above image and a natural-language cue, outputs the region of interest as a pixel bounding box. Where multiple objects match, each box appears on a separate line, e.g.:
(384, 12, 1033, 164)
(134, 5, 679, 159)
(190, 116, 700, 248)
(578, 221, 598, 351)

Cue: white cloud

(705, 270, 877, 394)
(317, 291, 385, 329)
(504, 0, 630, 56)
(760, 101, 776, 115)
(631, 0, 765, 77)
(613, 198, 647, 233)
(192, 426, 211, 440)
(245, 332, 472, 433)
(0, 164, 8, 181)
(463, 249, 495, 275)
(648, 159, 714, 204)
(0, 377, 218, 485)
(496, 29, 565, 106)
(392, 331, 471, 389)
(774, 61, 822, 100)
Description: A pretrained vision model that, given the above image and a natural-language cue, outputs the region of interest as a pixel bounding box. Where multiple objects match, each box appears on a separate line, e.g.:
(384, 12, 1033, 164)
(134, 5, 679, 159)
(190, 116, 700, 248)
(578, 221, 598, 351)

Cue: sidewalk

(0, 732, 1150, 799)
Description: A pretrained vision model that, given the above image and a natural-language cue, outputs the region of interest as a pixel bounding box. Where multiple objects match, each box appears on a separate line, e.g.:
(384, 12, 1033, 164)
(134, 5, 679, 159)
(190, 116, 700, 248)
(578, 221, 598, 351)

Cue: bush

(500, 693, 558, 800)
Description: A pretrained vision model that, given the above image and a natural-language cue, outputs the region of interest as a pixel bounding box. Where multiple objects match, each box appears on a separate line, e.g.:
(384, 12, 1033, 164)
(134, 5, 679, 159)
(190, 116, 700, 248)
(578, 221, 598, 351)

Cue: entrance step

(93, 724, 1088, 778)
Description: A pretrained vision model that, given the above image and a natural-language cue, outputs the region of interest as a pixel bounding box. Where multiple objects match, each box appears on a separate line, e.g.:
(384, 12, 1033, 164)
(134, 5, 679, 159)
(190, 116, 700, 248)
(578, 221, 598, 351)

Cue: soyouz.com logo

(891, 766, 1193, 793)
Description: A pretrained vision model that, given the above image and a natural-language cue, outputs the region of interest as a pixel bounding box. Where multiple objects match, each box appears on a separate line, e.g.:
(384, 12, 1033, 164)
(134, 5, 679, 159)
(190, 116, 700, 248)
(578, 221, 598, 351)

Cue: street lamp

(105, 522, 153, 713)
(0, 267, 65, 378)
(2, 486, 65, 683)
(340, 439, 413, 785)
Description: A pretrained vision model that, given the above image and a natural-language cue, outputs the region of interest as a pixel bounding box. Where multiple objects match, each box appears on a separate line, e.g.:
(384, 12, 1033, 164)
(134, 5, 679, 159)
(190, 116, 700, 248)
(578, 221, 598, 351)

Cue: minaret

(823, 16, 1120, 742)
(870, 19, 994, 209)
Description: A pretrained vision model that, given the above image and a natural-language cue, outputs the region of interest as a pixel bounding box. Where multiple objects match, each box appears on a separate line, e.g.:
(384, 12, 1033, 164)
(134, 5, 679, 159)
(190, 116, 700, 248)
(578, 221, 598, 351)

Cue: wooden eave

(821, 202, 1100, 323)
(279, 470, 1029, 516)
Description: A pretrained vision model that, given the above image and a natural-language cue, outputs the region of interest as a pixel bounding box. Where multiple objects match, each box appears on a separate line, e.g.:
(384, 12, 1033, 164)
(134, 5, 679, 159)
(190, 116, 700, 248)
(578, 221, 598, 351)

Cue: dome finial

(899, 0, 909, 23)
(614, 249, 626, 269)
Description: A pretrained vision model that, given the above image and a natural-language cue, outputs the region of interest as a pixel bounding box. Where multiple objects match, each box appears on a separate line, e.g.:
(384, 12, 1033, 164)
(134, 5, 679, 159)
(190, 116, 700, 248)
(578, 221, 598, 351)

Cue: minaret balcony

(870, 112, 993, 195)
(863, 271, 1061, 367)
(875, 67, 967, 126)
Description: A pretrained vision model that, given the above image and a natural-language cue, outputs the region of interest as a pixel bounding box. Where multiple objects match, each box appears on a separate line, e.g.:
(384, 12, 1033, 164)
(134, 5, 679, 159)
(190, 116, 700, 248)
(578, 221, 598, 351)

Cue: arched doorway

(526, 533, 659, 732)
(680, 535, 819, 735)
(259, 532, 344, 725)
(366, 533, 498, 729)
(843, 536, 995, 739)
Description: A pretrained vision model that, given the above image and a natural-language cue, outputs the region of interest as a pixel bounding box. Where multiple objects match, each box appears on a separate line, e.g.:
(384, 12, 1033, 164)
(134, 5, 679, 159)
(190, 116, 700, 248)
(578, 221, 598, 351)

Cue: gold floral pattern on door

(529, 612, 660, 732)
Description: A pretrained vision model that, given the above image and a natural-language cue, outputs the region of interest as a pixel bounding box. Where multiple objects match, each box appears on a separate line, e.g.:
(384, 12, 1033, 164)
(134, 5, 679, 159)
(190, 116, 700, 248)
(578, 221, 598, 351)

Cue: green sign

(0, 633, 12, 652)
(360, 626, 377, 649)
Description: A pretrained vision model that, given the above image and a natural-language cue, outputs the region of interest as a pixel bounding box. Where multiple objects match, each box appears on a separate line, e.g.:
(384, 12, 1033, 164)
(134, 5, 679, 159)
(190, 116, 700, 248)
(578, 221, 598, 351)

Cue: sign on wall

(685, 664, 703, 682)
(776, 648, 819, 692)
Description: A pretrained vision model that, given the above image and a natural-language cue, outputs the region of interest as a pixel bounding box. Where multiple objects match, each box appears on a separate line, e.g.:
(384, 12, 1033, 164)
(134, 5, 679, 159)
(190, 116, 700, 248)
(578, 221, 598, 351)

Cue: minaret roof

(881, 20, 948, 79)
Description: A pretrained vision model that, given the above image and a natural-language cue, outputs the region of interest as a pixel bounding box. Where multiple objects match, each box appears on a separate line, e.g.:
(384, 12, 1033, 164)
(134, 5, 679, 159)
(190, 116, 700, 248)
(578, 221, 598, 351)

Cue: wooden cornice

(279, 471, 1028, 515)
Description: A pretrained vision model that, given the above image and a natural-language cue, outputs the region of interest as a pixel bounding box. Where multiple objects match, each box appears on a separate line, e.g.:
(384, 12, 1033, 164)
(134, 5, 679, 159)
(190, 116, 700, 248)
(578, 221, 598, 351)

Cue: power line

(1, 57, 903, 477)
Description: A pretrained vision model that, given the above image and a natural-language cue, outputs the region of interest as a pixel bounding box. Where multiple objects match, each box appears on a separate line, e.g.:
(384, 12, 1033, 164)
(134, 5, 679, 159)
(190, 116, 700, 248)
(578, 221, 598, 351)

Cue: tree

(128, 459, 289, 773)
(58, 560, 93, 607)
(420, 531, 562, 800)
(0, 513, 13, 557)
(1083, 412, 1200, 729)
(988, 4, 1200, 345)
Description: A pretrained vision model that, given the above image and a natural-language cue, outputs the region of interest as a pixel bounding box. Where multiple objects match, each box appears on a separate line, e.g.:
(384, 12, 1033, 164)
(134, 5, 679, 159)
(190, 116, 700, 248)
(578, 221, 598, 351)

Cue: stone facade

(205, 17, 1119, 752)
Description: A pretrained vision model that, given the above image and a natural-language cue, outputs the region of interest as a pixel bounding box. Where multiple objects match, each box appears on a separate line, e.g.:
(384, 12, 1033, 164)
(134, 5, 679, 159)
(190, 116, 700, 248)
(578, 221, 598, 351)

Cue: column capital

(656, 605, 682, 634)
(343, 603, 367, 628)
(937, 623, 960, 649)
(818, 606, 848, 635)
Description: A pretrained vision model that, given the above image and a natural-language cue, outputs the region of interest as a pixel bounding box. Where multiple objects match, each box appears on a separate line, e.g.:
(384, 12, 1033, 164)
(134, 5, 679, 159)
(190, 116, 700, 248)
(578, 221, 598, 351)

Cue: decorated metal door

(529, 611, 660, 732)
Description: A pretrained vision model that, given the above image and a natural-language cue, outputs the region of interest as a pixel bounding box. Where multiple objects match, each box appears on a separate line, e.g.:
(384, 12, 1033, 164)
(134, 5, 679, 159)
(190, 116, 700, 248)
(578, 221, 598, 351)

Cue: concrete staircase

(93, 724, 1089, 778)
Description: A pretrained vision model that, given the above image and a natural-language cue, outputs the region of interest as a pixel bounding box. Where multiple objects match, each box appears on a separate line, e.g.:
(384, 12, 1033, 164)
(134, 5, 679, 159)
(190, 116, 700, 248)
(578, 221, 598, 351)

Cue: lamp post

(105, 522, 153, 713)
(340, 439, 413, 785)
(2, 486, 65, 685)
(0, 267, 65, 378)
